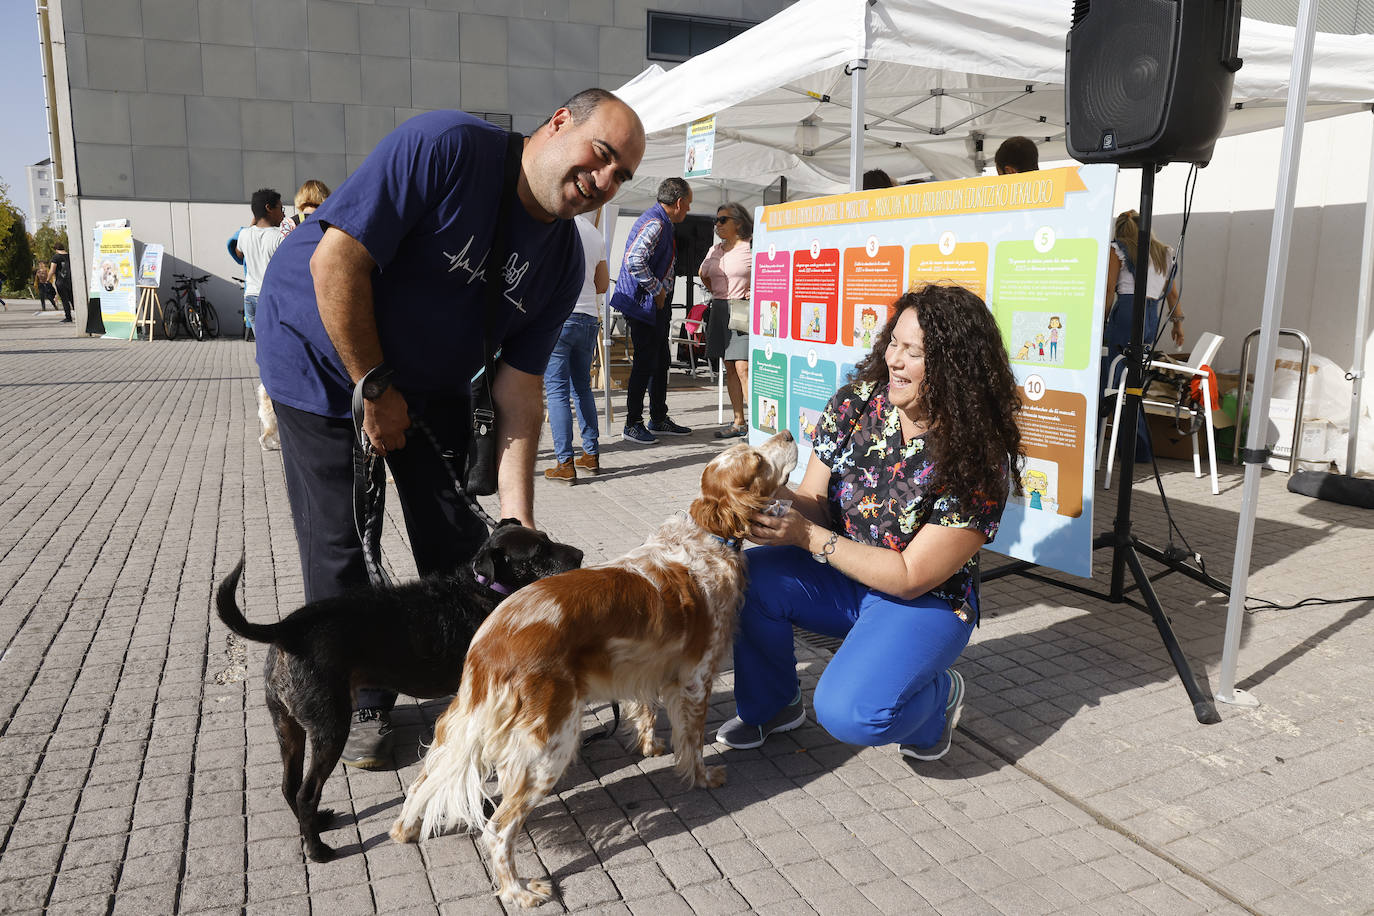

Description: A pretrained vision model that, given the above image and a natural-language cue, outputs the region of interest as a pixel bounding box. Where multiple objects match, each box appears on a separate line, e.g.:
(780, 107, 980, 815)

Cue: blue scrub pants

(733, 545, 975, 748)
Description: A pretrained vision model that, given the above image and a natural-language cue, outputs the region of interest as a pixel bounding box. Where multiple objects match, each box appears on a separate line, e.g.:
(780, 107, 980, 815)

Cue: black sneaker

(715, 690, 806, 749)
(648, 417, 691, 436)
(341, 708, 394, 769)
(622, 422, 657, 445)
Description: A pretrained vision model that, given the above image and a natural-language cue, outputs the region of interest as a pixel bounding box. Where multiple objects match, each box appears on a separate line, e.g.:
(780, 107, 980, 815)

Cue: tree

(0, 180, 34, 296)
(32, 222, 68, 265)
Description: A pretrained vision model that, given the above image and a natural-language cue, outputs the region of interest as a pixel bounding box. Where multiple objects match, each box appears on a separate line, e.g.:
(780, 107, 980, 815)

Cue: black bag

(462, 130, 524, 496)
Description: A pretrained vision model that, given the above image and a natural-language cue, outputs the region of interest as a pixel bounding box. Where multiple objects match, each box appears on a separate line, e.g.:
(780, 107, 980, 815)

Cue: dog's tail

(215, 557, 281, 644)
(398, 664, 519, 841)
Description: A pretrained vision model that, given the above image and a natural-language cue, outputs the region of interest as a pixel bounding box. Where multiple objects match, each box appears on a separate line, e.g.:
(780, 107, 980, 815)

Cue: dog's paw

(304, 838, 337, 862)
(389, 818, 421, 844)
(639, 736, 666, 757)
(702, 765, 727, 789)
(500, 878, 554, 908)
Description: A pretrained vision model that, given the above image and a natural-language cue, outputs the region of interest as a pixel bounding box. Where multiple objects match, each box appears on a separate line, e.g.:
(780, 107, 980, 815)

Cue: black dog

(215, 519, 583, 862)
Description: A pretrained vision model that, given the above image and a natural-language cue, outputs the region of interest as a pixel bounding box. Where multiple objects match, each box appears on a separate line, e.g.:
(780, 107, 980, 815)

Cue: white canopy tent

(612, 0, 1374, 717)
(614, 0, 1374, 205)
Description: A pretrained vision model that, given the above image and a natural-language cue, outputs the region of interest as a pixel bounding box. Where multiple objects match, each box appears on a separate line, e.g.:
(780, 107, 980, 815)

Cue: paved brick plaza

(0, 304, 1370, 914)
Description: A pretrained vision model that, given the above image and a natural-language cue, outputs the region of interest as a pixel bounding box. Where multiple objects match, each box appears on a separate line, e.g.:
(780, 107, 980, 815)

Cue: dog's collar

(473, 570, 513, 595)
(709, 534, 742, 551)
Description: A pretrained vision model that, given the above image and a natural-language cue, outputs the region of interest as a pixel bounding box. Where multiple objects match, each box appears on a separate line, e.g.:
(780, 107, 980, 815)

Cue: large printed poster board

(91, 219, 138, 340)
(750, 165, 1118, 577)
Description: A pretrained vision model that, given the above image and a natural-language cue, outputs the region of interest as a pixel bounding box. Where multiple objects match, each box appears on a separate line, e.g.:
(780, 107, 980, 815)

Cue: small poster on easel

(138, 244, 164, 288)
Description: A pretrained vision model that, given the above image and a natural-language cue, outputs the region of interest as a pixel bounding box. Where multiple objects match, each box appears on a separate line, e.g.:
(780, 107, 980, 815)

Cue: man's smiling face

(524, 99, 645, 222)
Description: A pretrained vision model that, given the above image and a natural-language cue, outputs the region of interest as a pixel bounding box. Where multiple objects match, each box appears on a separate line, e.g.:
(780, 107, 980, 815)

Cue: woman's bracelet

(811, 531, 840, 564)
(1169, 315, 1185, 324)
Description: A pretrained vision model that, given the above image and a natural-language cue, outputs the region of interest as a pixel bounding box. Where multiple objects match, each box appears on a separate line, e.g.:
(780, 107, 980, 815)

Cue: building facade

(42, 0, 791, 330)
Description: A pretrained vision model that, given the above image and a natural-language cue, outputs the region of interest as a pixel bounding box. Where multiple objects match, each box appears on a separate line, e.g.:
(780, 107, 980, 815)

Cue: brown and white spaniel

(390, 431, 798, 907)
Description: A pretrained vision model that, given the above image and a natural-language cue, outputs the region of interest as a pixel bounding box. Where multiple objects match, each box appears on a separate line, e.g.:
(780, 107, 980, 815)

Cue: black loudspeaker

(1065, 0, 1243, 166)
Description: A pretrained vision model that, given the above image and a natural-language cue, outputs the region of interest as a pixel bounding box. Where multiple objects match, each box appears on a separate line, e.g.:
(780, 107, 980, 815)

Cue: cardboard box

(1145, 413, 1197, 461)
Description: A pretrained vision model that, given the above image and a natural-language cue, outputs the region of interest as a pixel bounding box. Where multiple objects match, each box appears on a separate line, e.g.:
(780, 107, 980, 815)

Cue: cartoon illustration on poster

(788, 353, 837, 446)
(751, 345, 788, 437)
(750, 165, 1118, 578)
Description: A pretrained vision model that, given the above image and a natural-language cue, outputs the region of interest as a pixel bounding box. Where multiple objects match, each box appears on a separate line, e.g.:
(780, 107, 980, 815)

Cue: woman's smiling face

(884, 306, 926, 417)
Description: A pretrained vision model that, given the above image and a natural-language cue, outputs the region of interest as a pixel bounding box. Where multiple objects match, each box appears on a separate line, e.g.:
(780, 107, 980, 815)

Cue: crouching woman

(717, 284, 1024, 760)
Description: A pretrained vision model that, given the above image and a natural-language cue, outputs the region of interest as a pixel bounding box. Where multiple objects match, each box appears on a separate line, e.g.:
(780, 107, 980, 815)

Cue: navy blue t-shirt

(256, 111, 584, 418)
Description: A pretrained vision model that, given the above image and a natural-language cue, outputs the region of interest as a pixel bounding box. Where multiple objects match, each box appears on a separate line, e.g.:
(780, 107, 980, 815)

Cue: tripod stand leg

(1122, 543, 1221, 724)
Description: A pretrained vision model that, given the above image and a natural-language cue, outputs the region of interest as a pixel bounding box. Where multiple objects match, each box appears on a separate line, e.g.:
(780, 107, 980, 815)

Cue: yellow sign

(761, 167, 1090, 231)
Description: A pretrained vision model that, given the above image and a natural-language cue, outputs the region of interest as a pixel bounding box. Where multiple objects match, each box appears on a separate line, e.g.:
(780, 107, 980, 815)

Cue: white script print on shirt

(441, 235, 532, 313)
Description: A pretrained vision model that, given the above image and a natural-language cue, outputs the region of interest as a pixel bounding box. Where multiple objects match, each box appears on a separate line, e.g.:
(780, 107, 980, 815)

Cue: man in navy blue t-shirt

(255, 89, 644, 767)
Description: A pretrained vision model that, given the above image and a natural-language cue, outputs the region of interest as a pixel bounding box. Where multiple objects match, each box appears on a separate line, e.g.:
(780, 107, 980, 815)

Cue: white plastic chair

(1097, 331, 1225, 495)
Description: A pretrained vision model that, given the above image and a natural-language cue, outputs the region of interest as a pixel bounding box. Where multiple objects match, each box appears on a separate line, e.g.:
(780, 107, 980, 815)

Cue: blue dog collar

(710, 534, 742, 551)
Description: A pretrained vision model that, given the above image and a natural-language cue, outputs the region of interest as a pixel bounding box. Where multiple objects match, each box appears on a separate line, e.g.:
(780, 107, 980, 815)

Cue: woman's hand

(746, 506, 814, 549)
(1170, 318, 1185, 347)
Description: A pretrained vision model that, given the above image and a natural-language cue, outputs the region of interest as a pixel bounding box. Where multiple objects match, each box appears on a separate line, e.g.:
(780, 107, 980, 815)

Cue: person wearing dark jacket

(609, 177, 693, 444)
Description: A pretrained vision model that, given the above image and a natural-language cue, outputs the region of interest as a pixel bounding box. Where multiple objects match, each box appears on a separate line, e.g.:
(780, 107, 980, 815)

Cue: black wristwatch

(360, 363, 396, 401)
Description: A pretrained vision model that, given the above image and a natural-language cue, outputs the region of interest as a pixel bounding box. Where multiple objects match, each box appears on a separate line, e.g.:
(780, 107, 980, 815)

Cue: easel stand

(986, 166, 1229, 725)
(132, 286, 163, 341)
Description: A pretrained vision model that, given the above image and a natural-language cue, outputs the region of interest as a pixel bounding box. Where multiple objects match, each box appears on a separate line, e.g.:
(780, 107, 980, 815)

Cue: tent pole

(1345, 108, 1374, 474)
(848, 59, 867, 191)
(601, 205, 620, 431)
(1216, 0, 1321, 708)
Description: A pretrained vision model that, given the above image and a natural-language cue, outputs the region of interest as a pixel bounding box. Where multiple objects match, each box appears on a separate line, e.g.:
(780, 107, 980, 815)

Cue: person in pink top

(699, 201, 754, 438)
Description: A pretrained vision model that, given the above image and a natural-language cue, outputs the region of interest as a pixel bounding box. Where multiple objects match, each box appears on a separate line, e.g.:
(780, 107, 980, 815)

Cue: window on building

(39, 187, 49, 197)
(646, 11, 758, 63)
(37, 170, 47, 180)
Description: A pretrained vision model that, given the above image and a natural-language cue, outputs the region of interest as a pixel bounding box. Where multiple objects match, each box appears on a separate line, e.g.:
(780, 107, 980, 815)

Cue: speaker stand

(986, 165, 1226, 725)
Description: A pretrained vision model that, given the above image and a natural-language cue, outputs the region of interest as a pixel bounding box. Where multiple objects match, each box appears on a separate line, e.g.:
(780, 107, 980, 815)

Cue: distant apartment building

(24, 158, 65, 233)
(38, 0, 790, 329)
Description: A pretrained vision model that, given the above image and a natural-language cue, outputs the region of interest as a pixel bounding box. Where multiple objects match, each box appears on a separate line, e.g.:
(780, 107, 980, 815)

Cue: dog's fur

(216, 520, 583, 862)
(389, 432, 798, 907)
(256, 383, 279, 450)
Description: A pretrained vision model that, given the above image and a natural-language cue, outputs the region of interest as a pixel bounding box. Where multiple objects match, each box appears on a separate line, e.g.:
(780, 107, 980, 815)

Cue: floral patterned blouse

(810, 380, 1007, 617)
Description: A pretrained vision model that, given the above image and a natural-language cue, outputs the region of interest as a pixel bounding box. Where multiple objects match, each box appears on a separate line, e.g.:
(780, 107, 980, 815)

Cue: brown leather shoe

(544, 459, 576, 484)
(574, 452, 600, 476)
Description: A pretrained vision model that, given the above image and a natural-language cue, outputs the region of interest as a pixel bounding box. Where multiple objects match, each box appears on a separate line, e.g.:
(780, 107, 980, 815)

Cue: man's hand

(362, 387, 411, 456)
(654, 289, 667, 310)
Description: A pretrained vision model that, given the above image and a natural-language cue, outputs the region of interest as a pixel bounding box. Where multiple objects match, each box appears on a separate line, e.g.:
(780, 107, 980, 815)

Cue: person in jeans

(543, 212, 608, 483)
(255, 92, 645, 768)
(716, 285, 1023, 762)
(235, 188, 288, 341)
(610, 177, 693, 444)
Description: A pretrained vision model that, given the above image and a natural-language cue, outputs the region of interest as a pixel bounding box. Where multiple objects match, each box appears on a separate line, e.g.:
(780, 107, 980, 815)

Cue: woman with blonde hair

(1102, 209, 1183, 459)
(291, 179, 332, 226)
(700, 200, 754, 438)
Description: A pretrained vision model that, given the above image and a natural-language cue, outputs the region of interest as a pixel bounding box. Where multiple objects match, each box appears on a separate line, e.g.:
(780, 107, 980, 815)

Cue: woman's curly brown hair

(852, 284, 1025, 502)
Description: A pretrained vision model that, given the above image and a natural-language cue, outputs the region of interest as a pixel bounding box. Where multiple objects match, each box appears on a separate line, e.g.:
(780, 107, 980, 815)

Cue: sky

(1, 2, 54, 226)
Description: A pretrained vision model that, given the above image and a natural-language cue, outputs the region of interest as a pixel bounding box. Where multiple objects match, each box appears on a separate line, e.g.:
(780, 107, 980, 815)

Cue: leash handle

(350, 374, 393, 589)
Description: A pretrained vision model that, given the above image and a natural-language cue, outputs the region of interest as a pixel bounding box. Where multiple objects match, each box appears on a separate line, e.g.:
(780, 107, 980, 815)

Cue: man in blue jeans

(544, 212, 609, 483)
(609, 177, 693, 443)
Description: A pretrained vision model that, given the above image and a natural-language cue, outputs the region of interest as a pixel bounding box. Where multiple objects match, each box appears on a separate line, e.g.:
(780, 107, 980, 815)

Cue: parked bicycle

(163, 274, 221, 341)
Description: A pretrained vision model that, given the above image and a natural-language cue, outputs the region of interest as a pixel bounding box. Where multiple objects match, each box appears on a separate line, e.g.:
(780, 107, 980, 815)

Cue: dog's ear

(689, 447, 771, 540)
(472, 539, 504, 583)
(495, 517, 521, 530)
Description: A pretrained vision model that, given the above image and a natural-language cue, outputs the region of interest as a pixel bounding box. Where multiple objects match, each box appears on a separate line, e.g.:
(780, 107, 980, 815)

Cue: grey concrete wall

(60, 0, 793, 205)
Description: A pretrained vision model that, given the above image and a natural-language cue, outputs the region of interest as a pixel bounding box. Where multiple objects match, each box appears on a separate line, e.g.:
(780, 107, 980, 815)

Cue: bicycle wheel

(202, 301, 220, 338)
(163, 301, 181, 340)
(185, 303, 206, 341)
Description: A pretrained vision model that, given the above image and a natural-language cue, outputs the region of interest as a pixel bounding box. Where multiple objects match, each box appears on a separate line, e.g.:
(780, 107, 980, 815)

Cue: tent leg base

(1215, 687, 1260, 708)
